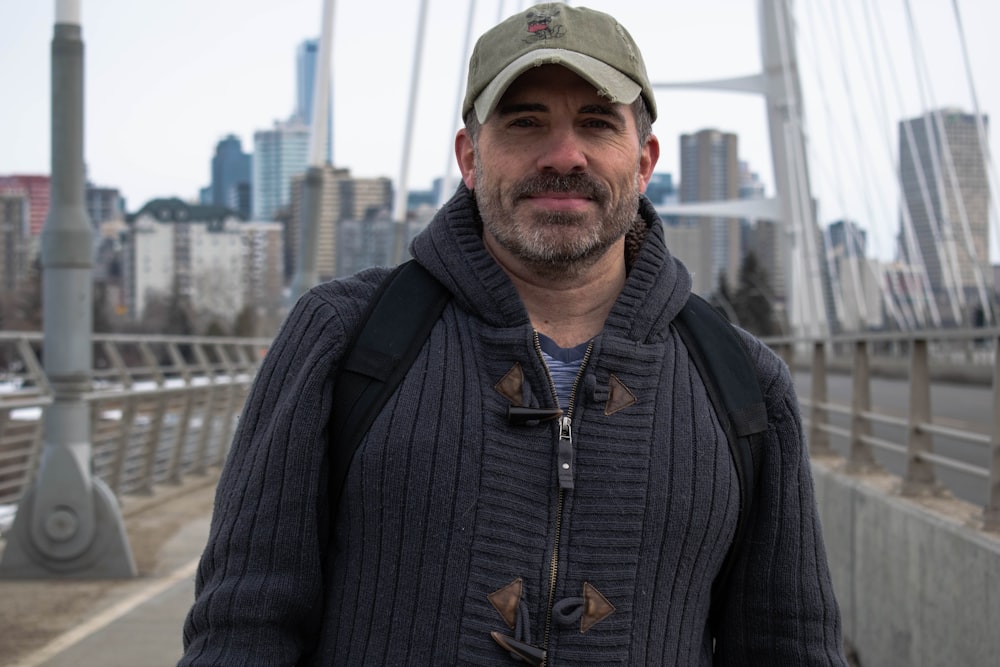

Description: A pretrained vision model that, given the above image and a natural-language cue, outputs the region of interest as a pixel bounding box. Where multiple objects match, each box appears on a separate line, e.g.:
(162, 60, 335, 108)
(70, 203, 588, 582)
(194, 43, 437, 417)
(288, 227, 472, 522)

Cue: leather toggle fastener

(507, 405, 563, 426)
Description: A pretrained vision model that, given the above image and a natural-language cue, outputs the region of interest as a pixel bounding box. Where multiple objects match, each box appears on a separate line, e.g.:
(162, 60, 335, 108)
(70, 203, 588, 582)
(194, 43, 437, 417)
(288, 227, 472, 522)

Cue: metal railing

(0, 332, 268, 507)
(765, 327, 1000, 532)
(3, 327, 998, 535)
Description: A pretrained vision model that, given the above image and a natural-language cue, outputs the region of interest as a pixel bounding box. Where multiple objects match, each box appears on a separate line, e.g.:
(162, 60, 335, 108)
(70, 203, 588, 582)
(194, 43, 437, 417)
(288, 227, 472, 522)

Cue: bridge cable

(908, 2, 988, 325)
(438, 0, 479, 207)
(808, 0, 909, 331)
(837, 0, 927, 331)
(851, 0, 924, 330)
(798, 0, 868, 331)
(902, 0, 970, 326)
(907, 0, 993, 326)
(951, 0, 1000, 323)
(866, 0, 943, 328)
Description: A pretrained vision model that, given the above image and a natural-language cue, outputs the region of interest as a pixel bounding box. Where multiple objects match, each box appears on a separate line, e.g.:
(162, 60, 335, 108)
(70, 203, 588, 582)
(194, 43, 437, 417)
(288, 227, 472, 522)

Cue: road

(793, 371, 993, 507)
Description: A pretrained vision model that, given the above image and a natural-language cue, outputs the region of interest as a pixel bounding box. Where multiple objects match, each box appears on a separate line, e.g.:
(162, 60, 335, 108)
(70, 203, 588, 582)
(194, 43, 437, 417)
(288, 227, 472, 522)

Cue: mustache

(509, 173, 610, 203)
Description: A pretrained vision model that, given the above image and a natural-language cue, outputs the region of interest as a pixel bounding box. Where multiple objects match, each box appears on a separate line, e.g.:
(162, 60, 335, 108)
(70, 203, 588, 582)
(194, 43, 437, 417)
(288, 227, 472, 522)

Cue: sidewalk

(0, 473, 219, 667)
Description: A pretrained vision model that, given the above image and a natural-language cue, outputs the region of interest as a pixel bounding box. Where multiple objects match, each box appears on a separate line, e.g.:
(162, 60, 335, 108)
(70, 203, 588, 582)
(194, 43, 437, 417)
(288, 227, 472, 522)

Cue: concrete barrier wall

(811, 457, 1000, 667)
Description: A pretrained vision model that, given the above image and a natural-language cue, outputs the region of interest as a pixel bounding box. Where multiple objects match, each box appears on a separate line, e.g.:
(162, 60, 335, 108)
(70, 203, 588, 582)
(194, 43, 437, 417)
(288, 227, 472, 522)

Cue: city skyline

(1, 1, 998, 262)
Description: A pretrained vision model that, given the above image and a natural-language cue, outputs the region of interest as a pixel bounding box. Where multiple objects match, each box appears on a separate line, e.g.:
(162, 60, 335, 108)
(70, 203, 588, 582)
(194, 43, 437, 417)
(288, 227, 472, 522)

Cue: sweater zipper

(534, 333, 594, 661)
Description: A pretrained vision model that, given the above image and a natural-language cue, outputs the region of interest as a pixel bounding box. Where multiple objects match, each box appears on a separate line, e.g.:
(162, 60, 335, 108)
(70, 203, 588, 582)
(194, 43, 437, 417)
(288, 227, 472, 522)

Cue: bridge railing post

(136, 342, 166, 496)
(809, 340, 832, 456)
(213, 342, 239, 467)
(984, 333, 1000, 532)
(902, 336, 941, 496)
(191, 342, 216, 475)
(105, 342, 137, 498)
(165, 341, 194, 485)
(848, 339, 880, 472)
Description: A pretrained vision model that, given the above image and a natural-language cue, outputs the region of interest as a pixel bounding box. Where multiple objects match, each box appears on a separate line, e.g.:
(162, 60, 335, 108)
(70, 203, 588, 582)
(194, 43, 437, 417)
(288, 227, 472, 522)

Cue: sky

(1, 0, 998, 261)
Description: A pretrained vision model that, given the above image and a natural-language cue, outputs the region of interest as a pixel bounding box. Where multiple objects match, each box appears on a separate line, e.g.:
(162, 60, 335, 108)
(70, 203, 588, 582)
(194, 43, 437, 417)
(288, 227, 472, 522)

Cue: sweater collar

(409, 184, 692, 343)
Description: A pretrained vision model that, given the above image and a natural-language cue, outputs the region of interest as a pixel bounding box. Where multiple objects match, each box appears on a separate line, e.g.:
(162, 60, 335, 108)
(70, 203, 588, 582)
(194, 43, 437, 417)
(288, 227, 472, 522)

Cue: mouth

(510, 173, 608, 212)
(522, 191, 594, 212)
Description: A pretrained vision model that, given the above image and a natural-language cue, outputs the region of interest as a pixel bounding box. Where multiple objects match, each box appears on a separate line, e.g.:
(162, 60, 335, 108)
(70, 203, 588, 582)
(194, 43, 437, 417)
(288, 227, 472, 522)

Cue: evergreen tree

(709, 271, 737, 323)
(232, 305, 259, 338)
(733, 252, 778, 336)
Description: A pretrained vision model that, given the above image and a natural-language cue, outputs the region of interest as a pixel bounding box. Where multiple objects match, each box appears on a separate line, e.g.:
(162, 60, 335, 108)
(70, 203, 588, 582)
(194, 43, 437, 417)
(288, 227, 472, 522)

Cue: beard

(473, 154, 640, 278)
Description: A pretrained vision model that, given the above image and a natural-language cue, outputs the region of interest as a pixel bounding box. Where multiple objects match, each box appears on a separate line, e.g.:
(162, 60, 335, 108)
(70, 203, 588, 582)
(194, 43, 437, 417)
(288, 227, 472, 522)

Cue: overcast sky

(1, 0, 997, 260)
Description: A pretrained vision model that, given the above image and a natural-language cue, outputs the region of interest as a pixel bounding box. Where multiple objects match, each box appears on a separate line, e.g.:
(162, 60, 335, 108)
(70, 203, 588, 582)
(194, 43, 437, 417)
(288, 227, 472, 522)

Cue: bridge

(2, 1, 1000, 666)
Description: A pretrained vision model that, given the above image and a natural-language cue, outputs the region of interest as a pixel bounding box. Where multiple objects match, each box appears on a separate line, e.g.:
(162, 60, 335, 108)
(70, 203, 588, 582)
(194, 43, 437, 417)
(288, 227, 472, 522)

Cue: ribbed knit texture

(180, 186, 847, 666)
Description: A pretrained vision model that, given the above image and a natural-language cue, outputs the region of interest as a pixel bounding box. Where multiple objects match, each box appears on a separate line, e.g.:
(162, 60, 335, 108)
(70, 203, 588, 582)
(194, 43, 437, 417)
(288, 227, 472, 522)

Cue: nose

(536, 125, 587, 175)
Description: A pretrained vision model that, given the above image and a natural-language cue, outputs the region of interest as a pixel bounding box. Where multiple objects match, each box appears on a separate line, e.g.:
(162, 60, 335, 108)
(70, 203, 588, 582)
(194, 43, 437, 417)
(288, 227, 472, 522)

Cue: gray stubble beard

(473, 154, 640, 280)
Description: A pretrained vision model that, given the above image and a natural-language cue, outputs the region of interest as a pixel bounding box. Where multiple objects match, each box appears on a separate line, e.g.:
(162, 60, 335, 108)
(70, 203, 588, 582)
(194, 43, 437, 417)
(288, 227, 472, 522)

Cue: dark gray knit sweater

(181, 187, 847, 666)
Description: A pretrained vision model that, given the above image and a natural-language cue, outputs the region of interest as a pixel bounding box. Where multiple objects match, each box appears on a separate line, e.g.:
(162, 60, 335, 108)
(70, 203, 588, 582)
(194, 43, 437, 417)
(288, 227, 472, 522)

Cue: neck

(487, 237, 627, 348)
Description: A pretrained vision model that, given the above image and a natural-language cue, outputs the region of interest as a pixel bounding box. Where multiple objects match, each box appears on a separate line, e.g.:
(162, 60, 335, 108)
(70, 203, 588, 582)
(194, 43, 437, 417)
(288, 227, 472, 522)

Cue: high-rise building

(738, 161, 766, 201)
(242, 220, 286, 336)
(287, 165, 393, 282)
(898, 109, 992, 322)
(679, 129, 740, 296)
(86, 183, 125, 228)
(123, 199, 247, 322)
(211, 135, 252, 219)
(0, 175, 50, 236)
(827, 219, 867, 259)
(0, 192, 31, 292)
(336, 212, 398, 279)
(252, 119, 310, 221)
(645, 172, 676, 207)
(295, 39, 333, 164)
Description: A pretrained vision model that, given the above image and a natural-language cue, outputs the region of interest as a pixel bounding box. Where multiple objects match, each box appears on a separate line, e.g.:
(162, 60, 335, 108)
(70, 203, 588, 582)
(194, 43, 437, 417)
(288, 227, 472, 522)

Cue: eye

(508, 116, 540, 128)
(582, 117, 618, 131)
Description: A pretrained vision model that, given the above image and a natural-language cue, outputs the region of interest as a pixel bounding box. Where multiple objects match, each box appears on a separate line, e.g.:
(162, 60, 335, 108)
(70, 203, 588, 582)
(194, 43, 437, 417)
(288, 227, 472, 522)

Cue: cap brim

(473, 48, 643, 124)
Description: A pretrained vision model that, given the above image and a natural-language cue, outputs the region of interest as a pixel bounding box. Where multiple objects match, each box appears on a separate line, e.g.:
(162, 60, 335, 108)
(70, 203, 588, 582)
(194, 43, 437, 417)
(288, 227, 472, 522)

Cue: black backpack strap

(327, 260, 451, 514)
(673, 294, 768, 632)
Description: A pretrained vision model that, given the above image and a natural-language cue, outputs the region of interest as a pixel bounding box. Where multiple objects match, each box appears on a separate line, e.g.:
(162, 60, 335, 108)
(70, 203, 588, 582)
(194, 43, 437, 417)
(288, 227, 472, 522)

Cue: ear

(637, 133, 660, 193)
(455, 129, 476, 190)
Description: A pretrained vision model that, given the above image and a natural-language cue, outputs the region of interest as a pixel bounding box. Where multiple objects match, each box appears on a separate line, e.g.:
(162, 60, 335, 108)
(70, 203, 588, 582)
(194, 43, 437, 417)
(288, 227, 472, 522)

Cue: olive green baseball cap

(463, 3, 657, 124)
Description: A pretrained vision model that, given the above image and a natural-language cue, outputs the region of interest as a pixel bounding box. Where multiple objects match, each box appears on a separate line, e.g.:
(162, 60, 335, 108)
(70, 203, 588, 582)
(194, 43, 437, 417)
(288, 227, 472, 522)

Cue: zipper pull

(558, 415, 574, 490)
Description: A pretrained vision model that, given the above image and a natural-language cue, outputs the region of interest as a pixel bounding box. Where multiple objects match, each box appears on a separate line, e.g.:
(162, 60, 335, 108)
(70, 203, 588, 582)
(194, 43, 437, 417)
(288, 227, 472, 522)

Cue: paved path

(0, 474, 218, 667)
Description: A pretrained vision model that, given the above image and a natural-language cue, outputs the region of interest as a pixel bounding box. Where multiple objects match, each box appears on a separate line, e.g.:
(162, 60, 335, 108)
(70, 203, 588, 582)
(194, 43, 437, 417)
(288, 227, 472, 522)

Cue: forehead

(498, 64, 620, 108)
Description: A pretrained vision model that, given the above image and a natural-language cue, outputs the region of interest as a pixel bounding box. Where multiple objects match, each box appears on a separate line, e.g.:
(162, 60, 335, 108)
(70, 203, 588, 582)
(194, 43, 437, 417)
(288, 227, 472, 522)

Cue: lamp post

(0, 0, 136, 578)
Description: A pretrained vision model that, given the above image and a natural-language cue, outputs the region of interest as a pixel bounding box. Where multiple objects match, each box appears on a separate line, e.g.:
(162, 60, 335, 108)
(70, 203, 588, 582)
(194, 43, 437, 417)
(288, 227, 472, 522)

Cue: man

(181, 4, 848, 665)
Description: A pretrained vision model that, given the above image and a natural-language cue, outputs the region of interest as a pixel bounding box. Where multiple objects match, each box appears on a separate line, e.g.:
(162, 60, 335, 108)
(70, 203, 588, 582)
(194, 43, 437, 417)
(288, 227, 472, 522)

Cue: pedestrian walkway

(0, 473, 219, 667)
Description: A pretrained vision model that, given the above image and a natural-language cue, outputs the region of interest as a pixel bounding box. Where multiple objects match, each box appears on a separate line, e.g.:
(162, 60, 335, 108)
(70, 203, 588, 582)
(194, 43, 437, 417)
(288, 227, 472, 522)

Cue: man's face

(457, 65, 658, 276)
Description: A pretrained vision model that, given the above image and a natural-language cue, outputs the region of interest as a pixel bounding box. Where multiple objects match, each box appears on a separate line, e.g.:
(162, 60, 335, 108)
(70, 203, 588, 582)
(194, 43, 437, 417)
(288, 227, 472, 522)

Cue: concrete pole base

(0, 479, 137, 579)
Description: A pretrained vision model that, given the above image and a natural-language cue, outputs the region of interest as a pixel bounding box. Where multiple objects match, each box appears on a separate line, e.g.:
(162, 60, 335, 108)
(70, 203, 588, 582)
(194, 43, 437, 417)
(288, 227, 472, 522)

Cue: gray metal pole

(0, 0, 136, 578)
(391, 0, 430, 265)
(758, 0, 828, 339)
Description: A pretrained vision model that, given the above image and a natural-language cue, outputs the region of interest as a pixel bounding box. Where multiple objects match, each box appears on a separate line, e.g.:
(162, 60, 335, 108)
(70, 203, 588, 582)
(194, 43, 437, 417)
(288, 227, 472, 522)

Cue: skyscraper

(295, 38, 333, 164)
(898, 108, 992, 323)
(679, 129, 740, 296)
(287, 165, 393, 282)
(211, 135, 252, 219)
(252, 119, 310, 221)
